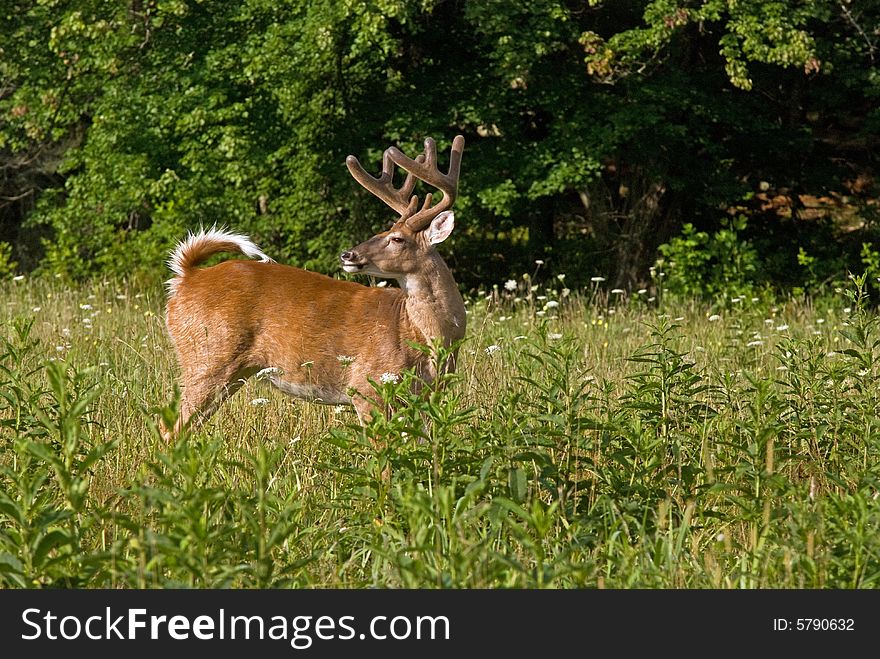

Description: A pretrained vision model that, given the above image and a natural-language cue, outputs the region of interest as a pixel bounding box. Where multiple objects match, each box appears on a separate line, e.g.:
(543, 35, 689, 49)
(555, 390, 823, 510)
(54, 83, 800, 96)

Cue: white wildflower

(485, 345, 501, 355)
(637, 288, 647, 295)
(250, 398, 270, 406)
(747, 340, 764, 347)
(544, 300, 559, 309)
(379, 372, 399, 384)
(32, 306, 41, 313)
(336, 355, 356, 366)
(611, 288, 625, 295)
(590, 276, 605, 283)
(708, 314, 721, 322)
(548, 333, 563, 340)
(80, 303, 92, 310)
(504, 279, 517, 291)
(557, 273, 566, 281)
(256, 367, 282, 379)
(535, 260, 544, 265)
(376, 280, 388, 288)
(776, 324, 789, 331)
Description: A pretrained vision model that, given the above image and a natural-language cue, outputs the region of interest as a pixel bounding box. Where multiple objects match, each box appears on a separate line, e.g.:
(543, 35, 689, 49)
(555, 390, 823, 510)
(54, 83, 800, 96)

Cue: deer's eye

(389, 236, 405, 244)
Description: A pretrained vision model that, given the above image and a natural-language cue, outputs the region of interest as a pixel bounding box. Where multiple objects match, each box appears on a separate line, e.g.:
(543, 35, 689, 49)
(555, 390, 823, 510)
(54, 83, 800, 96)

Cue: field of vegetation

(2, 268, 879, 589)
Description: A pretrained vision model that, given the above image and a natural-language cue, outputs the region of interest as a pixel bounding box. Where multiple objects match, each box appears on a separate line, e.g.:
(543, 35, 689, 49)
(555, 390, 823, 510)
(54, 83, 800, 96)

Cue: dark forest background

(2, 0, 878, 295)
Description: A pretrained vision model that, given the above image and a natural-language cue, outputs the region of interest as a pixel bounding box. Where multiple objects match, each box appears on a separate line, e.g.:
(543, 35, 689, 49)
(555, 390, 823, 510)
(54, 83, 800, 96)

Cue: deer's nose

(340, 250, 354, 261)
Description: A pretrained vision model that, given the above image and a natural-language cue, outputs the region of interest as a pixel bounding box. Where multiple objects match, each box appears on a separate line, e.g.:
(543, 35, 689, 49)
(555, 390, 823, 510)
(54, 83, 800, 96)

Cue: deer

(161, 135, 466, 443)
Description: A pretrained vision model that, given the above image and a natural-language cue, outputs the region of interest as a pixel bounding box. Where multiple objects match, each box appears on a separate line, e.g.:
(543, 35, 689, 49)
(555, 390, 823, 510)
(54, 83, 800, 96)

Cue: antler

(346, 135, 465, 232)
(345, 149, 423, 219)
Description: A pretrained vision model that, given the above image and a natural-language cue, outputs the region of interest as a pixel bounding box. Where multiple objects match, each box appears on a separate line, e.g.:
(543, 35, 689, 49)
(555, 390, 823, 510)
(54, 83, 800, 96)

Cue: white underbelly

(268, 377, 352, 405)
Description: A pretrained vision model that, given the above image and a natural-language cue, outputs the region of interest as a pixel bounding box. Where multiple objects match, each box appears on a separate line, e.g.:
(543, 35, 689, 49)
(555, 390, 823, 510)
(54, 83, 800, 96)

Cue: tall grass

(1, 271, 879, 588)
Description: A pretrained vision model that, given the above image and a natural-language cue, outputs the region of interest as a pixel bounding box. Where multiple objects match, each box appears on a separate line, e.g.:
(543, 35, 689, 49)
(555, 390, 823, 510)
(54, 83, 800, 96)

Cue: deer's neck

(398, 253, 466, 348)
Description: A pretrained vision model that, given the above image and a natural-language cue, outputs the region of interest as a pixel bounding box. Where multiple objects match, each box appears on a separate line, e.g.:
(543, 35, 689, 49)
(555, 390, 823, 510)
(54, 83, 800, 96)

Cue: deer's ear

(427, 211, 455, 245)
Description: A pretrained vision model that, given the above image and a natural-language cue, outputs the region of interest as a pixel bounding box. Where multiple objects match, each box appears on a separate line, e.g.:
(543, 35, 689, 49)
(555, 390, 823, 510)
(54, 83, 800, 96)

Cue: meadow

(1, 268, 879, 589)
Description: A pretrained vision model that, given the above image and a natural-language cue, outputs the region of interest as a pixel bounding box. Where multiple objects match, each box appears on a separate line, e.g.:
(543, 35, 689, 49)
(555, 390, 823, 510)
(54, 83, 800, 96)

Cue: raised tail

(166, 226, 274, 294)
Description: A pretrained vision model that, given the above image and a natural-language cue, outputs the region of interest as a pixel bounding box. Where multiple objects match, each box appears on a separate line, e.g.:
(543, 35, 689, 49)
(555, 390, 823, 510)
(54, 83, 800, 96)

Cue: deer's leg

(161, 365, 256, 440)
(352, 394, 393, 482)
(352, 395, 380, 426)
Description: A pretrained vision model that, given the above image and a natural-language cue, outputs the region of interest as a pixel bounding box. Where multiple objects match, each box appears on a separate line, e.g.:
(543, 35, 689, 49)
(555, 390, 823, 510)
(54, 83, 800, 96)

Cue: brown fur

(162, 217, 465, 439)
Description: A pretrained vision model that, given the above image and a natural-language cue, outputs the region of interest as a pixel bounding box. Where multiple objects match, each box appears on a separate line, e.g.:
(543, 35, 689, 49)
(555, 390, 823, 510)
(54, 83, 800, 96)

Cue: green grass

(1, 271, 879, 588)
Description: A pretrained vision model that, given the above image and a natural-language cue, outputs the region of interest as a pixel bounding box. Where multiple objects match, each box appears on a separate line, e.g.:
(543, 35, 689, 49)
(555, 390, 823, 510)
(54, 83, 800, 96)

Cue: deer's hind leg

(161, 363, 259, 440)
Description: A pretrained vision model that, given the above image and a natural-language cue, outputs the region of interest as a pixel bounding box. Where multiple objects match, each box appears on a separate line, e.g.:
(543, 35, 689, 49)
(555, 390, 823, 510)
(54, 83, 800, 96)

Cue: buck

(161, 135, 466, 440)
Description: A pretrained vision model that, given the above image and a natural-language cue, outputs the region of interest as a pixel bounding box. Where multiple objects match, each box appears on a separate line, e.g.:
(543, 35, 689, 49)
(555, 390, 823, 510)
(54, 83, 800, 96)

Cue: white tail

(166, 226, 274, 293)
(162, 136, 466, 440)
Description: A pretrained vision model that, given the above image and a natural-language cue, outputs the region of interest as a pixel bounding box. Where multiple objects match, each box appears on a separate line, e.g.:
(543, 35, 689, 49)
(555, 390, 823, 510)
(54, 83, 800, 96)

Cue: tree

(1, 1, 877, 291)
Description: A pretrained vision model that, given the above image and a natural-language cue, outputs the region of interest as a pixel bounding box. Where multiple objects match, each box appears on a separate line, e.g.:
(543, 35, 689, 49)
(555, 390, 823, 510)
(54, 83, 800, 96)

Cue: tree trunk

(579, 164, 672, 289)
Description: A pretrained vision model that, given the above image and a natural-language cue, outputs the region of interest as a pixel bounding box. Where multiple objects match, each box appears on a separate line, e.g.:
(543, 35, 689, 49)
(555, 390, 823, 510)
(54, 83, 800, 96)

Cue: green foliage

(0, 243, 18, 279)
(860, 243, 880, 297)
(583, 1, 825, 90)
(0, 320, 113, 586)
(0, 316, 317, 588)
(4, 274, 880, 587)
(112, 435, 316, 588)
(656, 216, 759, 300)
(1, 1, 877, 290)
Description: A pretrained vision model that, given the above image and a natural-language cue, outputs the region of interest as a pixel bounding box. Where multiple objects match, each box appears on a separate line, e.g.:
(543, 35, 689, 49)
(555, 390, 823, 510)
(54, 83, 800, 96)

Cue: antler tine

(388, 135, 465, 232)
(447, 134, 465, 184)
(347, 135, 464, 229)
(345, 149, 424, 217)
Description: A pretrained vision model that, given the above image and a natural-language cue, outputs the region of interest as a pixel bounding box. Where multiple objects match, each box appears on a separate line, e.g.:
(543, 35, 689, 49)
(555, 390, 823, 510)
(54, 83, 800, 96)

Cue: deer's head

(341, 136, 464, 281)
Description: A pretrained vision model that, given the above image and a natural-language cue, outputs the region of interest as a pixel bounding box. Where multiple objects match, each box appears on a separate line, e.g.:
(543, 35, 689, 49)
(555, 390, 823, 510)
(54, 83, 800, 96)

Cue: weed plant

(1, 272, 879, 588)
